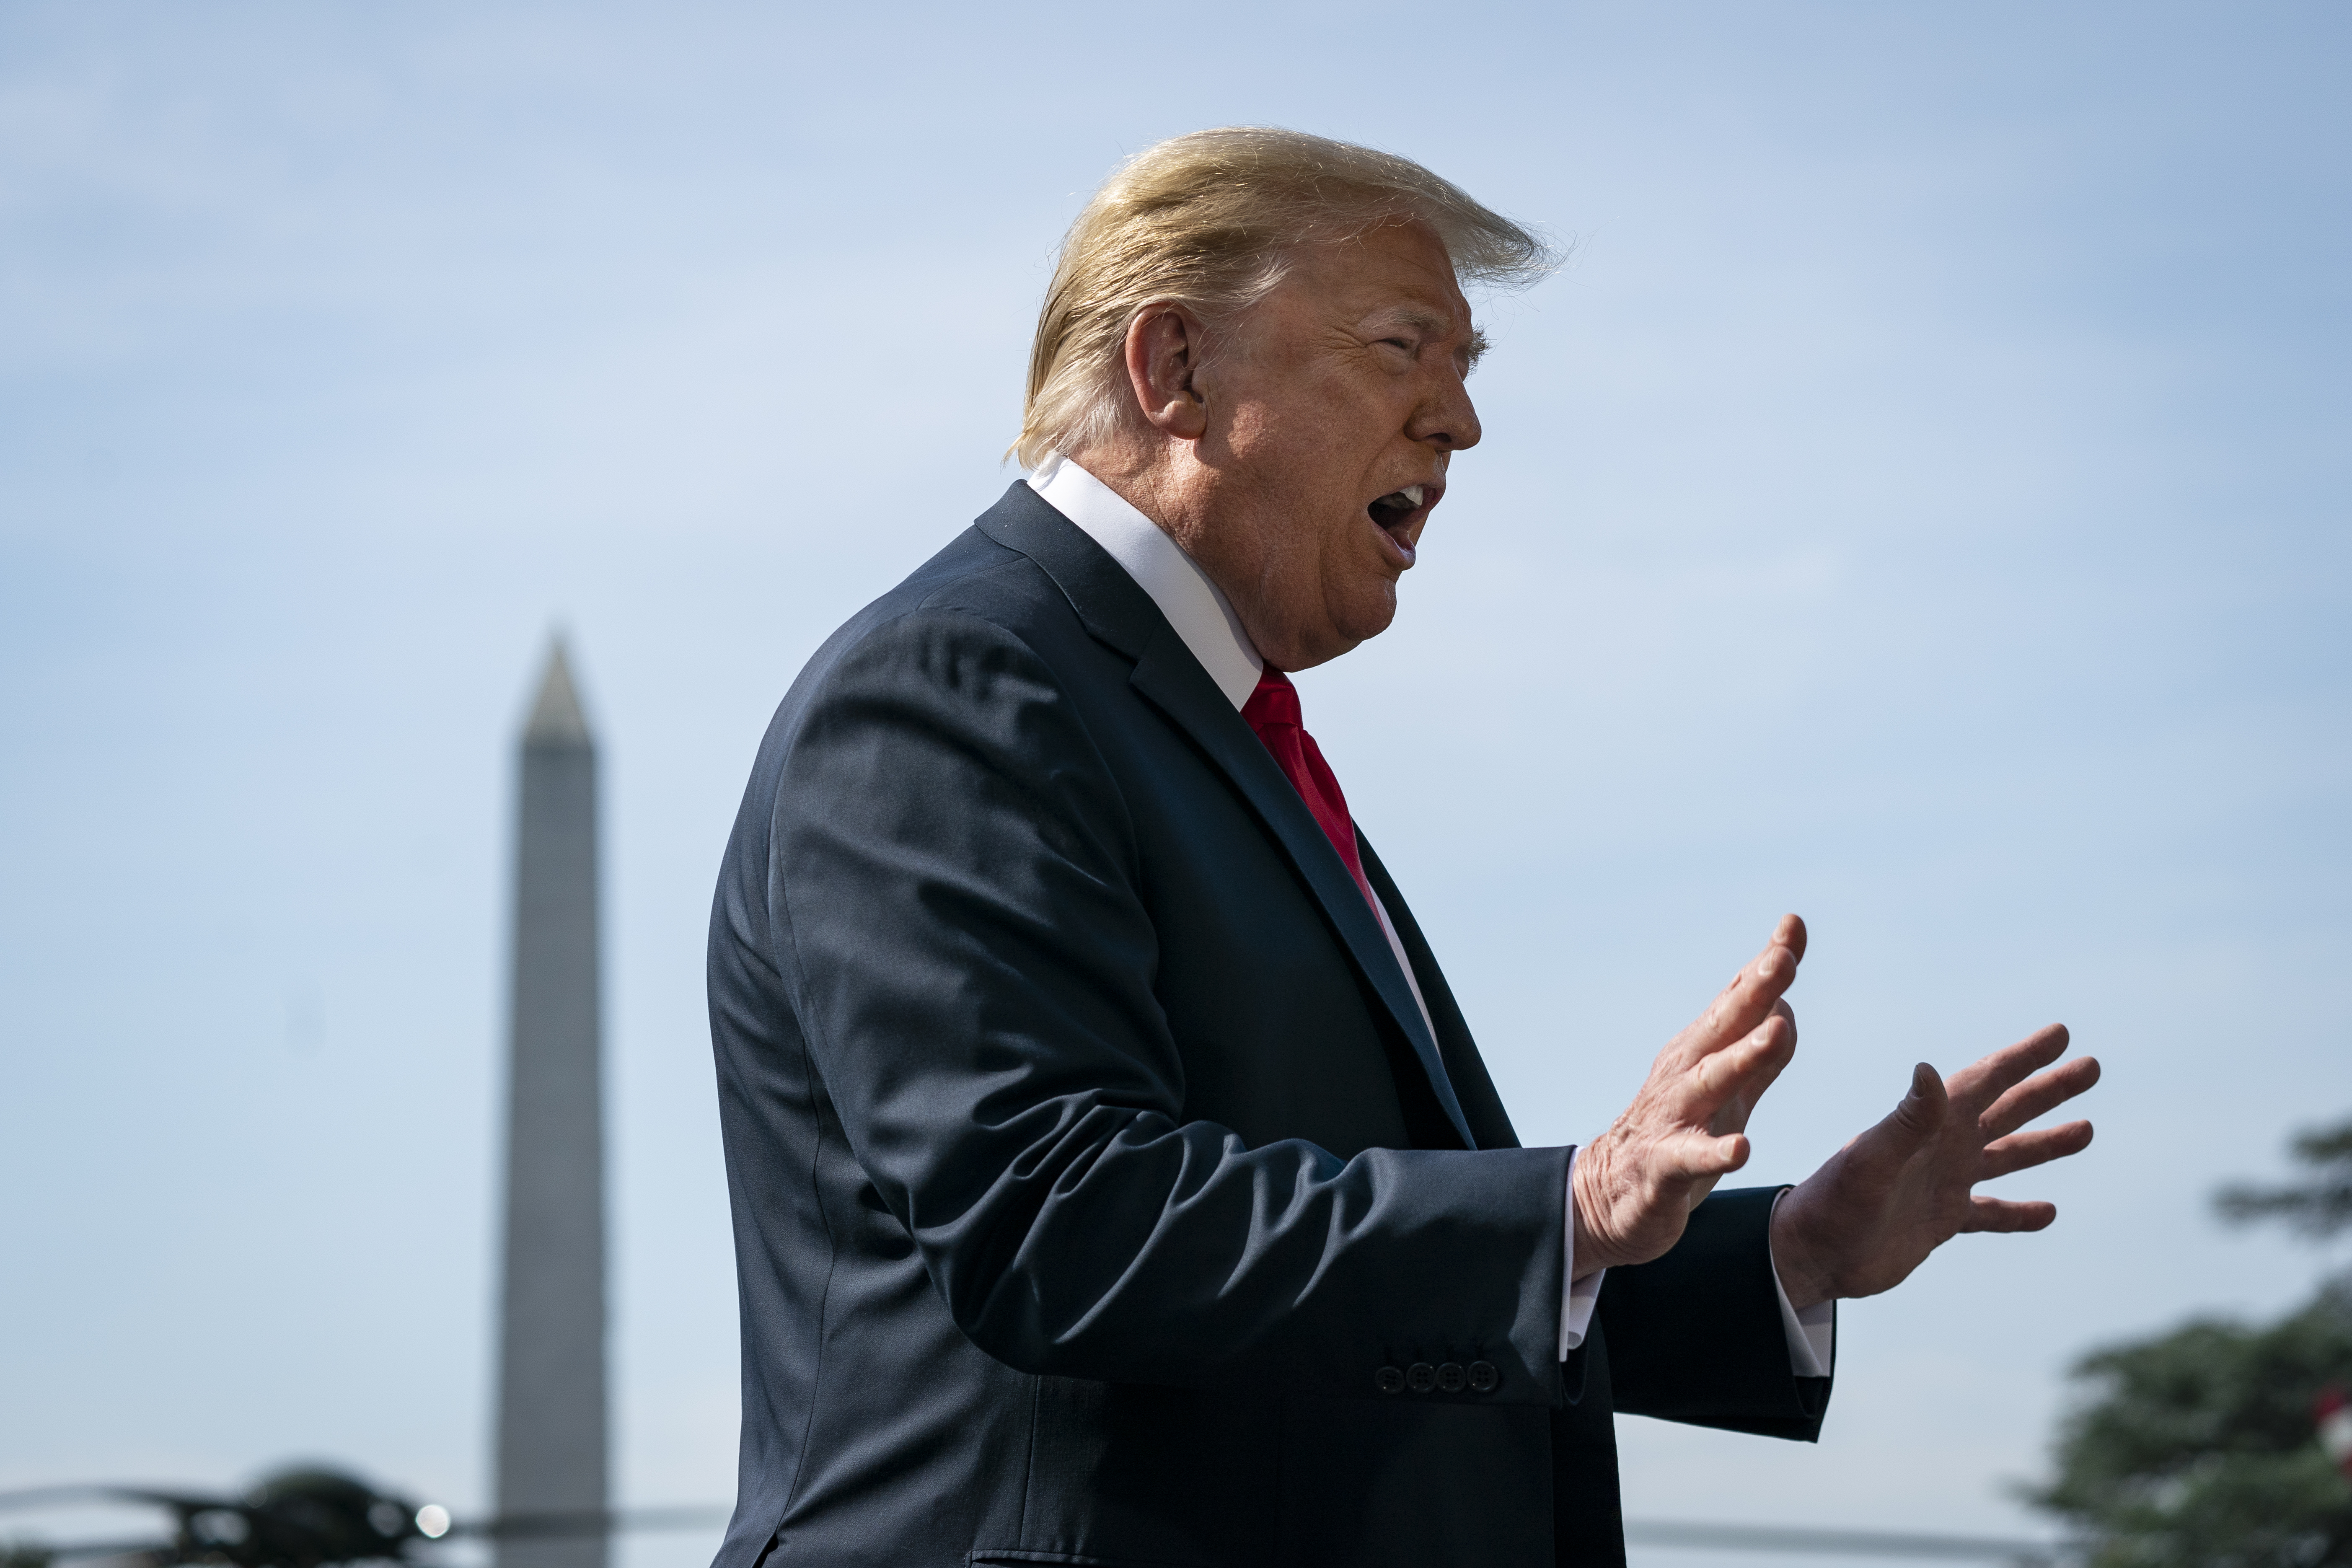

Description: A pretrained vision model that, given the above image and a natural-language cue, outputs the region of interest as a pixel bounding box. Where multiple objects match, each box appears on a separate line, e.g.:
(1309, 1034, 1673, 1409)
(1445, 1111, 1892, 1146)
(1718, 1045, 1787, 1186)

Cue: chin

(1268, 584, 1401, 671)
(1317, 601, 1399, 663)
(1347, 583, 1402, 640)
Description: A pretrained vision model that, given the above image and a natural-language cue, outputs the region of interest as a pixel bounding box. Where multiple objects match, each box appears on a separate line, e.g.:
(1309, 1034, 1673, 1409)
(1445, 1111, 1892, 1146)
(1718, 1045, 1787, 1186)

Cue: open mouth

(1366, 484, 1428, 530)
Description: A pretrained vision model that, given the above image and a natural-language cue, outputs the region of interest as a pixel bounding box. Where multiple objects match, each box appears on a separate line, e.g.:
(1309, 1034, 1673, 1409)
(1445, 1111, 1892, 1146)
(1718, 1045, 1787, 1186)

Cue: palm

(1572, 916, 1806, 1275)
(1772, 1025, 2099, 1307)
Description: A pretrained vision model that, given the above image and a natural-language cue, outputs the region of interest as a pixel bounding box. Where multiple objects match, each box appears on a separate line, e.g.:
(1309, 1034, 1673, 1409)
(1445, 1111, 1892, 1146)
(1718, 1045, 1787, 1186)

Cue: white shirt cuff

(1558, 1167, 1835, 1375)
(1559, 1146, 1604, 1358)
(1768, 1189, 1835, 1377)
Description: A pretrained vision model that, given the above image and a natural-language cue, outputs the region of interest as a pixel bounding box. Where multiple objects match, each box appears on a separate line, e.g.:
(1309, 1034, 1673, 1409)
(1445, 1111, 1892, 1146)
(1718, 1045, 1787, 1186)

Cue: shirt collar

(1025, 452, 1265, 710)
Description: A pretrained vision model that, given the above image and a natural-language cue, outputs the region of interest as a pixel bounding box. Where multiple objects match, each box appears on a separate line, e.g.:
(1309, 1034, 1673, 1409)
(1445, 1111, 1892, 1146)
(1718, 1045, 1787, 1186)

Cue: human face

(1175, 221, 1484, 670)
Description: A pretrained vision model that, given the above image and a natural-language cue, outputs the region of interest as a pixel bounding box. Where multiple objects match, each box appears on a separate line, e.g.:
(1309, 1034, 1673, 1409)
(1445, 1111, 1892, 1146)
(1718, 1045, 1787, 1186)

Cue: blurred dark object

(0, 1469, 722, 1568)
(2036, 1115, 2352, 1568)
(0, 1469, 444, 1568)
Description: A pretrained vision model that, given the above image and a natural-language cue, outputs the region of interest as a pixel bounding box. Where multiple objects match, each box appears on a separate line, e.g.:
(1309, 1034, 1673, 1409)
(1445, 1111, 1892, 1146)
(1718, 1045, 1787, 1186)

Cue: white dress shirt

(1025, 452, 1833, 1377)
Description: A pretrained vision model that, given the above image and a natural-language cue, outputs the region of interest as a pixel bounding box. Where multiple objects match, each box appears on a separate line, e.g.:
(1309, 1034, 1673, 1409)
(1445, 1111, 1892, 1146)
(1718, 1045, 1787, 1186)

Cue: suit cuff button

(1436, 1362, 1467, 1394)
(1406, 1362, 1437, 1394)
(1468, 1361, 1499, 1393)
(1375, 1365, 1406, 1395)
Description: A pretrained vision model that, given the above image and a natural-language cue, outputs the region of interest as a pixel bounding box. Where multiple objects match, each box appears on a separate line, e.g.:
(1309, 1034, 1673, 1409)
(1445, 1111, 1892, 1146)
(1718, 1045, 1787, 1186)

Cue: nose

(1409, 367, 1482, 453)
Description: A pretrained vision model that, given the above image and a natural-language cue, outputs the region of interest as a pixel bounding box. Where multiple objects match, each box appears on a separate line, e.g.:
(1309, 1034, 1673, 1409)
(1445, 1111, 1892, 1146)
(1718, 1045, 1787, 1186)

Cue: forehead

(1287, 221, 1475, 334)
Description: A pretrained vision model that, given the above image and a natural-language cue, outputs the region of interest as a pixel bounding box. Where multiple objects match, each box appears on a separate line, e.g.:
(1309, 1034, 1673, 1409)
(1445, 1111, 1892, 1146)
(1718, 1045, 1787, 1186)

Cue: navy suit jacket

(706, 484, 1832, 1568)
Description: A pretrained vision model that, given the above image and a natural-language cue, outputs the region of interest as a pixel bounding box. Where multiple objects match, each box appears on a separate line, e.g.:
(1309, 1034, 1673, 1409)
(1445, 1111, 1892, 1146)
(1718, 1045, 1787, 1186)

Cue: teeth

(1400, 485, 1425, 507)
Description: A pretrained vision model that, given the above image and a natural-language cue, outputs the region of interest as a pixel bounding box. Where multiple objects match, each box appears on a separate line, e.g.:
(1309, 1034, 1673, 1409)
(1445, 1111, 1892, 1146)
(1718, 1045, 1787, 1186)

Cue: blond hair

(1014, 127, 1554, 471)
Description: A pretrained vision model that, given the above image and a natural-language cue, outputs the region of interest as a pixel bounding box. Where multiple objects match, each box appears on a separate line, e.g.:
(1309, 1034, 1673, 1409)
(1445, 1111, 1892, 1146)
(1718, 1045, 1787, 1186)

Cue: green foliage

(2217, 1125, 2352, 1241)
(2036, 1286, 2352, 1565)
(2036, 1118, 2352, 1567)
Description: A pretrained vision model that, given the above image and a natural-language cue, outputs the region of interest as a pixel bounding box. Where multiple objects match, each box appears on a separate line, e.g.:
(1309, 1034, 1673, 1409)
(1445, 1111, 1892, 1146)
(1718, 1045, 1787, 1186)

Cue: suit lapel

(1359, 836, 1521, 1152)
(977, 484, 1478, 1151)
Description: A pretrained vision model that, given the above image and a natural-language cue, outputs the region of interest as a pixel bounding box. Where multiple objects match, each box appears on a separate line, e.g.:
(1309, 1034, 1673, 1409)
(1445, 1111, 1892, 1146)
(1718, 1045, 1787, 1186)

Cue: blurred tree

(2036, 1117, 2352, 1567)
(2219, 1126, 2352, 1241)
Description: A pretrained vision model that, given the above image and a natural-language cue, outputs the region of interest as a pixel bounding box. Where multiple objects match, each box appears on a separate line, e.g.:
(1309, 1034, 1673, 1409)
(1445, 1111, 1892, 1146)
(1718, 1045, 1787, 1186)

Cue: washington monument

(493, 639, 608, 1568)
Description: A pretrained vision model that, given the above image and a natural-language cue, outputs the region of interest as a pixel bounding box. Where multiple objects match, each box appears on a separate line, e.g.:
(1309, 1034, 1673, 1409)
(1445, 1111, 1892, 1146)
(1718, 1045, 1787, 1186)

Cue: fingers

(1959, 1195, 2057, 1233)
(1981, 1118, 2093, 1179)
(1678, 915, 1808, 1066)
(1665, 1126, 1752, 1180)
(1947, 1023, 2070, 1115)
(1687, 1009, 1797, 1120)
(1708, 1002, 1798, 1136)
(1775, 912, 1809, 965)
(1980, 1053, 2101, 1140)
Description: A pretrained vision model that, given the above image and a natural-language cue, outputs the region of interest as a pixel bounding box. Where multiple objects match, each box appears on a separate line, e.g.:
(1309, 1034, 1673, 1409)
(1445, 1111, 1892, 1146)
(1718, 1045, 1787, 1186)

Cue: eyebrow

(1392, 306, 1488, 371)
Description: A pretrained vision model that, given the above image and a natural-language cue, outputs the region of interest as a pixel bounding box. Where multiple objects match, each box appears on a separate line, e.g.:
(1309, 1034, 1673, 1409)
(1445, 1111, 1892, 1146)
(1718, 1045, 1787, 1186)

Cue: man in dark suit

(706, 128, 2098, 1568)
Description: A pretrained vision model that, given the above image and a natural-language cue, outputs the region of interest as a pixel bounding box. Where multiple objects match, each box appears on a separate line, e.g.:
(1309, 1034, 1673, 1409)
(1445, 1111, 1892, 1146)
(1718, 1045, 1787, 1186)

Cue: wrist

(1769, 1188, 1835, 1311)
(1569, 1144, 1627, 1276)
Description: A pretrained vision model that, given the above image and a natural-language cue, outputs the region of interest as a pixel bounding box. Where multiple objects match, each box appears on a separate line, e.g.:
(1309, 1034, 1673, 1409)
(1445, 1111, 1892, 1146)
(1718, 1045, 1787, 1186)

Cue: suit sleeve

(764, 604, 1572, 1405)
(1593, 1186, 1834, 1439)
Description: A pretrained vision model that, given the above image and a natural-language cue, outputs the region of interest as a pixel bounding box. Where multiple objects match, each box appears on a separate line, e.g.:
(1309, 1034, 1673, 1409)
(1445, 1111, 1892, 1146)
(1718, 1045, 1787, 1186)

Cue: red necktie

(1242, 669, 1381, 916)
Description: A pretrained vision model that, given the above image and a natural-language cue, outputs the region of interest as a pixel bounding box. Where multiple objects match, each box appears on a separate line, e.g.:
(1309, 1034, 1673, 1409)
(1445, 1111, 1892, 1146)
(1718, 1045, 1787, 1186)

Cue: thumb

(1882, 1061, 1946, 1153)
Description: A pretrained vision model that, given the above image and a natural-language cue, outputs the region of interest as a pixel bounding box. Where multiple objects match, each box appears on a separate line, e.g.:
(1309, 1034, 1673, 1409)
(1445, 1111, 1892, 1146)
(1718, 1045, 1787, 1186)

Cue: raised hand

(1571, 915, 1808, 1276)
(1767, 1025, 2100, 1311)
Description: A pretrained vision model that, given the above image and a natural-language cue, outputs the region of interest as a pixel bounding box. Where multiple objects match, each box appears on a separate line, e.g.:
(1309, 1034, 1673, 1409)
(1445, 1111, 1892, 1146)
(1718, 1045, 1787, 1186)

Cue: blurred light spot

(191, 1511, 249, 1547)
(415, 1505, 451, 1539)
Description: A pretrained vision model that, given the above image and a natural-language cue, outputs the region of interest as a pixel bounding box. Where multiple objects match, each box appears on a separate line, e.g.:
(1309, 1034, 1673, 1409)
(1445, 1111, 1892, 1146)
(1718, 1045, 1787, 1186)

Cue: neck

(1068, 439, 1309, 669)
(1066, 438, 1197, 548)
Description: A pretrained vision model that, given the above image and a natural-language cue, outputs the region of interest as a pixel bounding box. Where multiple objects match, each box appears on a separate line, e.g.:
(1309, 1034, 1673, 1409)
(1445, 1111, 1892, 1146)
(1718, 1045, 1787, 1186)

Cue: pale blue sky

(3, 4, 2347, 1563)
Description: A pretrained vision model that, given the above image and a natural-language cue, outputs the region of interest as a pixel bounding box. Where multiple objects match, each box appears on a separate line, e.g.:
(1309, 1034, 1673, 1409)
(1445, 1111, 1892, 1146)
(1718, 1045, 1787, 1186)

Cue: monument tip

(524, 637, 593, 747)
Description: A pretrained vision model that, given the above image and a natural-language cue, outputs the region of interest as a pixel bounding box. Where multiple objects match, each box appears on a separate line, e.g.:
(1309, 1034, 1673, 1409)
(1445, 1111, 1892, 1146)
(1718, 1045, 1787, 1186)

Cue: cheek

(1235, 369, 1387, 463)
(1320, 520, 1399, 619)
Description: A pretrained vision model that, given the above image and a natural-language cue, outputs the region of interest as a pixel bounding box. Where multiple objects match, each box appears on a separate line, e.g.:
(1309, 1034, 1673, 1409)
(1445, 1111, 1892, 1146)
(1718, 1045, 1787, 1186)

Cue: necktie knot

(1240, 667, 1302, 732)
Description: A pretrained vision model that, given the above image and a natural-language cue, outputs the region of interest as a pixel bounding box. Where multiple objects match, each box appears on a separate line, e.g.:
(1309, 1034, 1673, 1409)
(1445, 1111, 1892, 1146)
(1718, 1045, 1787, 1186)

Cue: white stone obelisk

(493, 639, 609, 1568)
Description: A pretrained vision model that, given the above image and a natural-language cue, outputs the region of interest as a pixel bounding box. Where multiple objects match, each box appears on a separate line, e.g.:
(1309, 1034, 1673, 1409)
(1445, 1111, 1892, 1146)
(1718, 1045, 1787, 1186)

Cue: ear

(1122, 304, 1211, 442)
